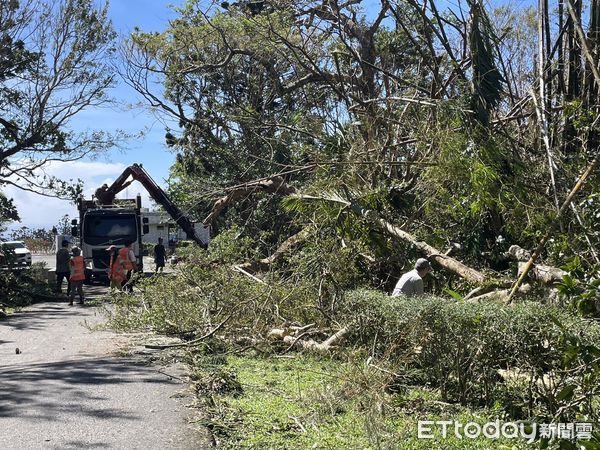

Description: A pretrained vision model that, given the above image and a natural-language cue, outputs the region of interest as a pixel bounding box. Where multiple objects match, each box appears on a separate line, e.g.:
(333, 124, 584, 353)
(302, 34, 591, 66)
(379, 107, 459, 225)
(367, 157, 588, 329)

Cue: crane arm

(105, 164, 206, 247)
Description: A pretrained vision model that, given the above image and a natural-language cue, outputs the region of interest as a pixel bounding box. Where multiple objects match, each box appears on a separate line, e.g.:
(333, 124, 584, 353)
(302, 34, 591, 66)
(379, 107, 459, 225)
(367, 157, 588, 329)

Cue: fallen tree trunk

(236, 227, 312, 274)
(517, 262, 567, 285)
(464, 281, 512, 300)
(373, 215, 486, 284)
(468, 284, 531, 303)
(203, 175, 298, 225)
(508, 245, 568, 285)
(268, 324, 349, 353)
(291, 194, 488, 284)
(281, 327, 349, 353)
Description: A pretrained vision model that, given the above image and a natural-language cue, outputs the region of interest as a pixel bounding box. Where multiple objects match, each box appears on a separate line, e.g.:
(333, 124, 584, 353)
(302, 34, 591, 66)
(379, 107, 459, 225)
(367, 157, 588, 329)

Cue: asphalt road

(0, 302, 211, 449)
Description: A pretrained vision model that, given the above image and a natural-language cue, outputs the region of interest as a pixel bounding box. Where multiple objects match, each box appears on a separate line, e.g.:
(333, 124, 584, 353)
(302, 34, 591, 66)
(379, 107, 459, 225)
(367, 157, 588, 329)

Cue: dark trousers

(123, 270, 133, 292)
(56, 272, 71, 295)
(69, 281, 84, 303)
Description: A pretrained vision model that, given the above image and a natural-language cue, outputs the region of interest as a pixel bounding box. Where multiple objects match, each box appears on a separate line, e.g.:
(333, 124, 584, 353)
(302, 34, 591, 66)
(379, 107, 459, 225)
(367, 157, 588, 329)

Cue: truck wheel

(84, 270, 93, 285)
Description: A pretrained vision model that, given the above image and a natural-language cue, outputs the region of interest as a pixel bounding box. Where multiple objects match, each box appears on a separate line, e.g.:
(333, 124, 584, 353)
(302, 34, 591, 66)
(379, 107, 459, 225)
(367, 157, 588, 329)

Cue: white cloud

(3, 160, 153, 232)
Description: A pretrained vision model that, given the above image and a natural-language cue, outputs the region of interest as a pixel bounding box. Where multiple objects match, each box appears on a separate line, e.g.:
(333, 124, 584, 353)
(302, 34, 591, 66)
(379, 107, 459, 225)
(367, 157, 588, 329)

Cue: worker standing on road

(50, 226, 58, 253)
(119, 241, 137, 292)
(68, 246, 86, 305)
(391, 258, 433, 297)
(153, 238, 166, 273)
(107, 245, 126, 290)
(55, 240, 71, 296)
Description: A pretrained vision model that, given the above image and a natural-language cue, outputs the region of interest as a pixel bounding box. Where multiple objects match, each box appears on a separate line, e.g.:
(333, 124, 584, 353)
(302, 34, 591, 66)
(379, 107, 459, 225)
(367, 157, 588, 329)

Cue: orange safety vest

(118, 247, 134, 270)
(69, 256, 86, 282)
(108, 253, 126, 283)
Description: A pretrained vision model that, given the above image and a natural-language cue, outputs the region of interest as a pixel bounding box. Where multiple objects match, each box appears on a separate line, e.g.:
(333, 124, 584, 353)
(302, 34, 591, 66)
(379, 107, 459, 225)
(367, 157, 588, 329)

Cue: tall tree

(0, 0, 119, 217)
(124, 0, 600, 276)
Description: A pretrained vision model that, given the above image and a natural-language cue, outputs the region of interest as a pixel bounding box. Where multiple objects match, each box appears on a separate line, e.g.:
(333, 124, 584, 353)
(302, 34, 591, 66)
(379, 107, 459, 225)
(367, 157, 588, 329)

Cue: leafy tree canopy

(0, 0, 121, 223)
(124, 0, 600, 283)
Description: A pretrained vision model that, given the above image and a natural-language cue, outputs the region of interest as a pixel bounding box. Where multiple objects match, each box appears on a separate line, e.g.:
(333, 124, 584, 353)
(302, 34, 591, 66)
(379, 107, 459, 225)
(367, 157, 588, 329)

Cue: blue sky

(72, 0, 188, 183)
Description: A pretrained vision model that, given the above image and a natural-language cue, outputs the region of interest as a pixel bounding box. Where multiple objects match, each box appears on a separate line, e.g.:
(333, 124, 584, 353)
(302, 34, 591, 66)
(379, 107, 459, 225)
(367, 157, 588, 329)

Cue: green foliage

(8, 225, 53, 242)
(468, 0, 505, 125)
(192, 354, 515, 449)
(417, 124, 561, 267)
(0, 191, 19, 224)
(0, 263, 54, 308)
(340, 289, 600, 422)
(564, 99, 600, 135)
(548, 317, 600, 448)
(108, 244, 320, 338)
(207, 225, 260, 264)
(0, 191, 19, 235)
(557, 257, 600, 318)
(443, 287, 465, 301)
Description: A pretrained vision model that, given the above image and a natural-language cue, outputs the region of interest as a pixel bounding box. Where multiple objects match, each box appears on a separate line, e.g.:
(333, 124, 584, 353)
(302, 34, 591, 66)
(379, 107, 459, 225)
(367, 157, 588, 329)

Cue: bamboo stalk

(530, 87, 560, 213)
(567, 0, 600, 90)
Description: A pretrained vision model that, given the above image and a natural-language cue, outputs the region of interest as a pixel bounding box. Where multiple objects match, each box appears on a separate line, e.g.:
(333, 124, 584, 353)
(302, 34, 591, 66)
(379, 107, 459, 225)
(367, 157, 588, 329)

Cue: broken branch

(144, 314, 233, 349)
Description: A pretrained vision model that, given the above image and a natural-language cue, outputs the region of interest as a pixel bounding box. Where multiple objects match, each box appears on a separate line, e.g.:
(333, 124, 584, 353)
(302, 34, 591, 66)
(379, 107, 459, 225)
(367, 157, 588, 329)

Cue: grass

(193, 352, 538, 449)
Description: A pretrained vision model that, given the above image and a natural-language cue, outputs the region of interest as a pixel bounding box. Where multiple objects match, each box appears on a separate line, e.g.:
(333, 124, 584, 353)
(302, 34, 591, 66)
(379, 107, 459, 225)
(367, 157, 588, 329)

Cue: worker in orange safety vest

(107, 245, 126, 290)
(118, 242, 137, 292)
(69, 246, 86, 305)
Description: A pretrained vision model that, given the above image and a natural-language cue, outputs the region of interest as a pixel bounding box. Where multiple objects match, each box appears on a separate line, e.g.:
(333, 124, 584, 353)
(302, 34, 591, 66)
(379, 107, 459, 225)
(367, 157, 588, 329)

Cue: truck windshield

(83, 214, 137, 245)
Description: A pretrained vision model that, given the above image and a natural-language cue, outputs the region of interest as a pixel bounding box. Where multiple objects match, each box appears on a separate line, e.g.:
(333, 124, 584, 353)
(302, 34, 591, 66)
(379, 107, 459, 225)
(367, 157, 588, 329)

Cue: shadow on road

(0, 356, 175, 421)
(0, 300, 208, 449)
(2, 304, 99, 332)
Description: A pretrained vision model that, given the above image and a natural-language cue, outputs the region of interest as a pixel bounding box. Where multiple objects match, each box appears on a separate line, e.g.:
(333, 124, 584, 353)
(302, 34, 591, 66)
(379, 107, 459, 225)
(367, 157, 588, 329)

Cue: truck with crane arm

(71, 164, 209, 282)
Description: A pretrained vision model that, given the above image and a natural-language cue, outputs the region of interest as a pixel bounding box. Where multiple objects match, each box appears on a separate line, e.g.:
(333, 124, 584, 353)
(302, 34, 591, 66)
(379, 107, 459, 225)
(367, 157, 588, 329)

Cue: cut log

(468, 284, 531, 303)
(268, 324, 348, 353)
(268, 328, 291, 340)
(508, 245, 567, 285)
(517, 262, 567, 285)
(281, 327, 349, 353)
(464, 281, 512, 300)
(508, 245, 531, 261)
(268, 323, 316, 340)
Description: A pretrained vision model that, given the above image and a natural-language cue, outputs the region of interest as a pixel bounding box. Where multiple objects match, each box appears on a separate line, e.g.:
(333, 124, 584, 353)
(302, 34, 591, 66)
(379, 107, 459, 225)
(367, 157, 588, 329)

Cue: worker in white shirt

(392, 258, 432, 297)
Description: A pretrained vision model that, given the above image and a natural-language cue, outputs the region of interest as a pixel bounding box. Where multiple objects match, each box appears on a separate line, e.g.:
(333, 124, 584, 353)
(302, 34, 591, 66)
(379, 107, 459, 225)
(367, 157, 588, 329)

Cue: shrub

(0, 263, 54, 308)
(556, 257, 600, 318)
(339, 289, 600, 422)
